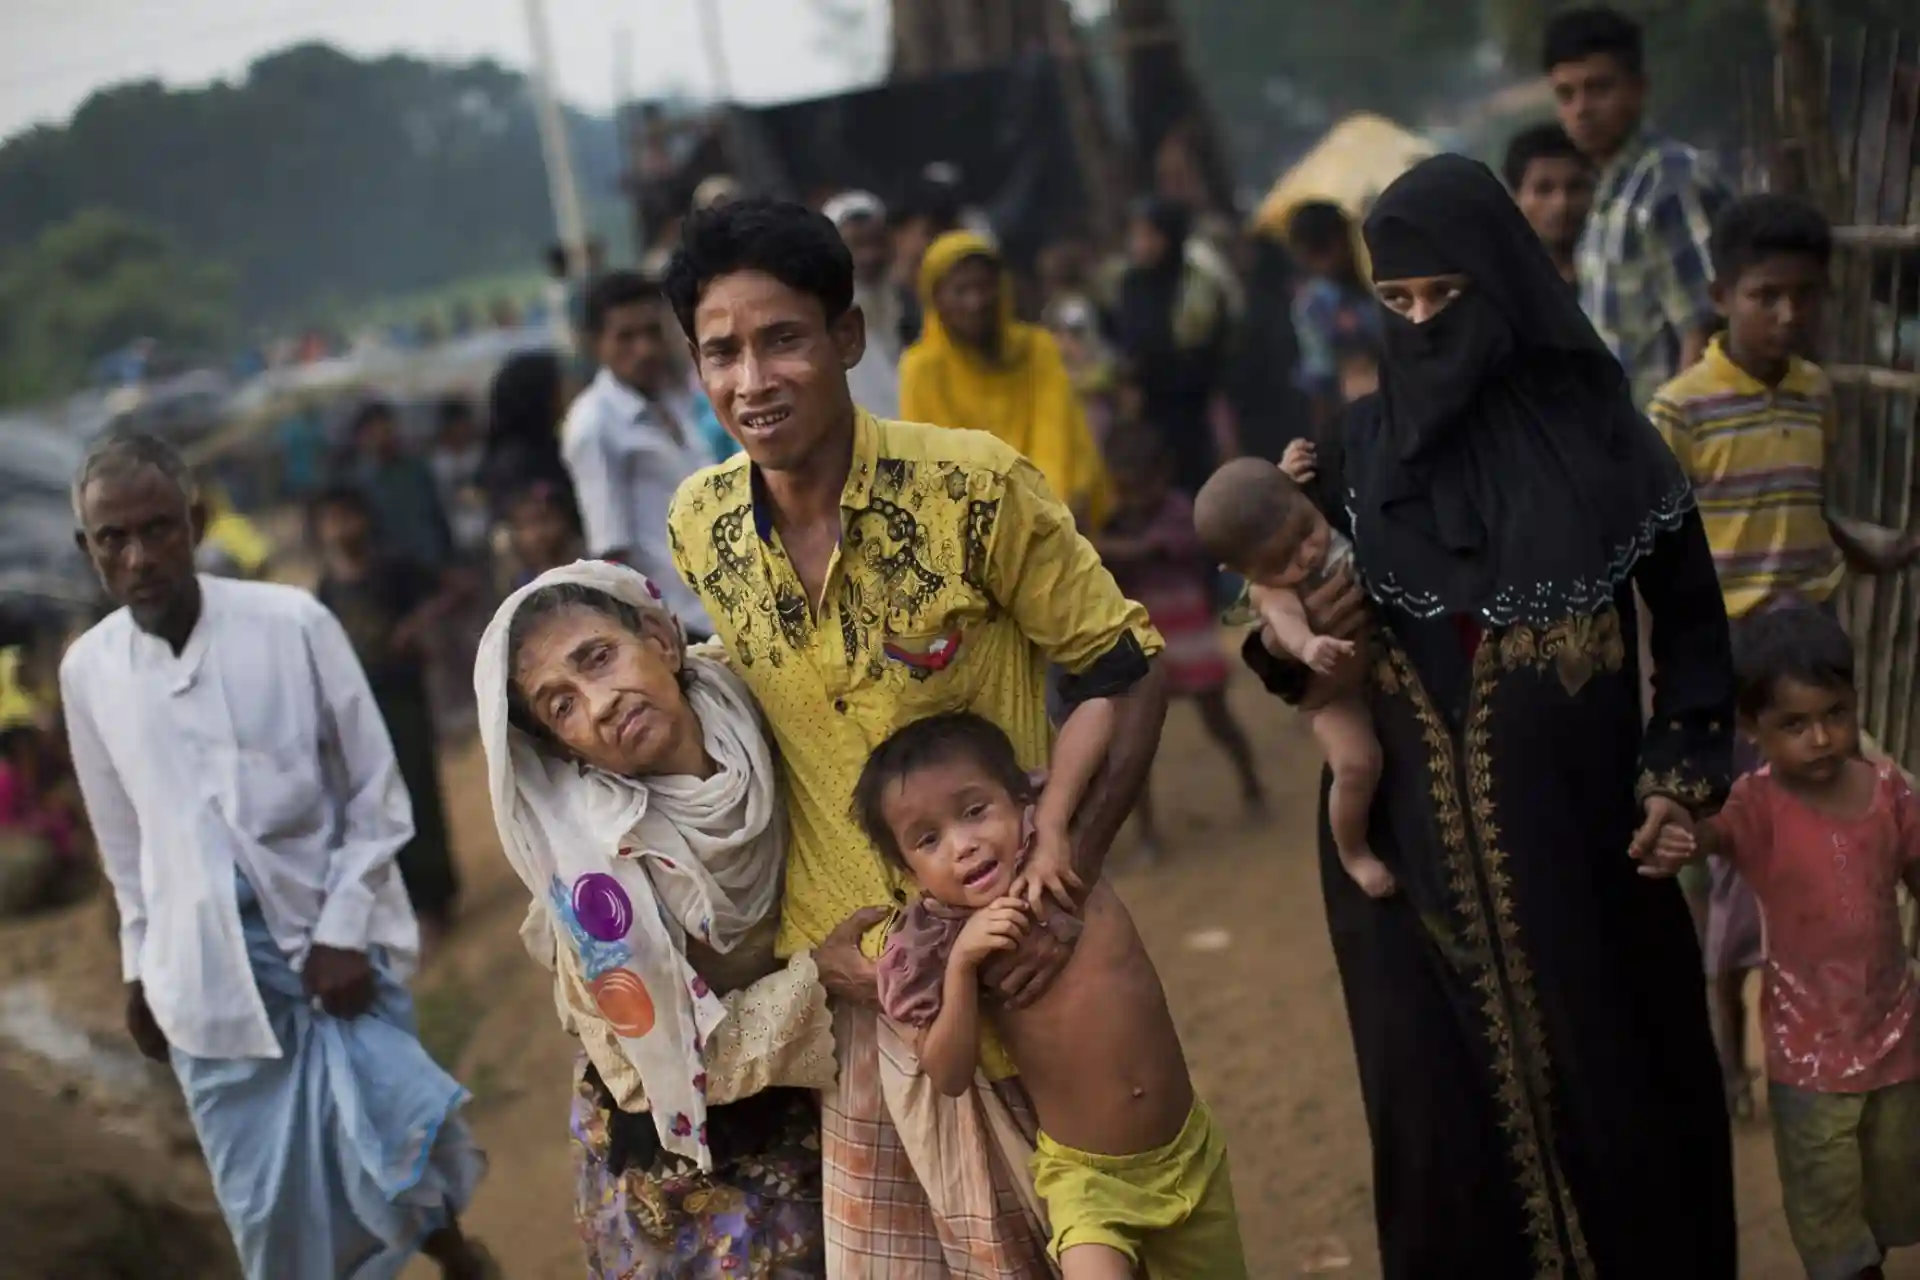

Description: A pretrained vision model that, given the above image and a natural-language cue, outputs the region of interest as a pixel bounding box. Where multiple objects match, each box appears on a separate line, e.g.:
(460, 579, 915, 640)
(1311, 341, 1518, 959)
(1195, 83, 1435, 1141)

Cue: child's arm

(1257, 586, 1352, 675)
(917, 899, 1029, 1097)
(1017, 697, 1115, 910)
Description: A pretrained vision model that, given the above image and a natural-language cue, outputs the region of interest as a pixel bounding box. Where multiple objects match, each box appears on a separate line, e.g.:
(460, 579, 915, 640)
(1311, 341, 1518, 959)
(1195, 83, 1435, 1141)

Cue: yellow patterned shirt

(667, 410, 1161, 959)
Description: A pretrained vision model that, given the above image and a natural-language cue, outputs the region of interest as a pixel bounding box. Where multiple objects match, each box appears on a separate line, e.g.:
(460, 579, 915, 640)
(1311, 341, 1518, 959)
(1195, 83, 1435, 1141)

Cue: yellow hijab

(899, 232, 1113, 529)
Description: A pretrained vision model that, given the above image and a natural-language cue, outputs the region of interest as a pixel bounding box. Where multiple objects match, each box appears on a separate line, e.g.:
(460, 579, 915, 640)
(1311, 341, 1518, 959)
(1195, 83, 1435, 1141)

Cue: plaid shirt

(1576, 130, 1731, 410)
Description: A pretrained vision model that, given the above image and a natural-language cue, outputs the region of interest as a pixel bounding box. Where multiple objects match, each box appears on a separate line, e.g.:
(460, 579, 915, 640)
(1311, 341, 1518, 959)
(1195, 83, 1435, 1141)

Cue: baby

(860, 709, 1247, 1280)
(1195, 456, 1392, 898)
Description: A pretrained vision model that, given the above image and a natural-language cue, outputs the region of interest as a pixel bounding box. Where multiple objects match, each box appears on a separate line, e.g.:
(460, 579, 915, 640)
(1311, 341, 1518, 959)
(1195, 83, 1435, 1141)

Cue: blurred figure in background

(1285, 201, 1379, 436)
(890, 170, 966, 348)
(311, 485, 461, 952)
(1223, 232, 1308, 461)
(479, 350, 577, 527)
(194, 473, 275, 581)
(0, 648, 87, 919)
(1047, 295, 1119, 453)
(825, 190, 903, 418)
(1111, 197, 1237, 497)
(900, 230, 1112, 529)
(1547, 6, 1729, 407)
(340, 400, 453, 576)
(429, 396, 492, 566)
(1094, 411, 1264, 862)
(1503, 122, 1595, 285)
(500, 478, 584, 591)
(560, 270, 716, 640)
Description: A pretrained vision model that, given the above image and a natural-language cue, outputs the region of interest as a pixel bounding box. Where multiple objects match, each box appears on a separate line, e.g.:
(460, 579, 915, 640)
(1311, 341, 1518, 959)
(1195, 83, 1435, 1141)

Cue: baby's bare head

(1194, 458, 1325, 585)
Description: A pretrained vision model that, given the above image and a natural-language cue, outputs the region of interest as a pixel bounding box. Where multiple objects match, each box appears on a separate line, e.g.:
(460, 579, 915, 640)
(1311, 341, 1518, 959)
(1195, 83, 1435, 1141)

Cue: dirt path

(3, 674, 1915, 1278)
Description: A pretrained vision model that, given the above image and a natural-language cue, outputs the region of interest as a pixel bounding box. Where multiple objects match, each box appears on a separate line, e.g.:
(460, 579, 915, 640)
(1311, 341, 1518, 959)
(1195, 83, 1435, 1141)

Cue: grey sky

(1, 0, 893, 143)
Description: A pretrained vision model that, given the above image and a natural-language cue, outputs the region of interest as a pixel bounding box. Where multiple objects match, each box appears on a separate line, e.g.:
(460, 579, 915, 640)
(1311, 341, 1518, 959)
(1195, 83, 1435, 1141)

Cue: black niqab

(1348, 154, 1691, 628)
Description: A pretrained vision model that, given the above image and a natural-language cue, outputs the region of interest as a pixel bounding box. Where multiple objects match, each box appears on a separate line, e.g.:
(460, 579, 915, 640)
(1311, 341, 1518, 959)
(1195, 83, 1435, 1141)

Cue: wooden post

(1764, 0, 1840, 211)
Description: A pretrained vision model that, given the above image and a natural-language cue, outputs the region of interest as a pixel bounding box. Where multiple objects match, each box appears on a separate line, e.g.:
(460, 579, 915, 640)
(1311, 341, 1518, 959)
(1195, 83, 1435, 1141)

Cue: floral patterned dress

(570, 1060, 825, 1278)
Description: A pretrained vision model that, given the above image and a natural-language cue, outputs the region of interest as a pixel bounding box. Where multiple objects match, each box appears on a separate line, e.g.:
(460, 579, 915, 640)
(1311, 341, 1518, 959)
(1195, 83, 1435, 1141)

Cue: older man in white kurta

(62, 570, 488, 1279)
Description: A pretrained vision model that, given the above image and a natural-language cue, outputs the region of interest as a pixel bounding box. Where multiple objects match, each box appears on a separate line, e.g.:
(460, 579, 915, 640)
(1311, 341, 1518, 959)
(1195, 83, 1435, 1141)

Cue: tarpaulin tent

(1252, 113, 1437, 239)
(725, 55, 1090, 267)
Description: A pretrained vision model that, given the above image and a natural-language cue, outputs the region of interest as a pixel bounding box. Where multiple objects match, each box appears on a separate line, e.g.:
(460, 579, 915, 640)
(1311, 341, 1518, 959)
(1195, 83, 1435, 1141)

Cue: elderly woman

(1249, 156, 1739, 1277)
(475, 562, 839, 1277)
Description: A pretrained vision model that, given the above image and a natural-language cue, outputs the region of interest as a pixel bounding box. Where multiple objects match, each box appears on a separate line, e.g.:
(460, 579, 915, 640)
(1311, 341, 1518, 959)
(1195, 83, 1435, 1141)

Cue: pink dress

(1104, 492, 1229, 698)
(1712, 762, 1920, 1092)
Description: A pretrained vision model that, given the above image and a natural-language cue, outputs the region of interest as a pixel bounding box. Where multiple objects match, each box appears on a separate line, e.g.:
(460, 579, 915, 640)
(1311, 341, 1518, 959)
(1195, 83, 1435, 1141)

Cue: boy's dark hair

(349, 399, 396, 439)
(1503, 122, 1586, 190)
(1193, 457, 1316, 569)
(1543, 7, 1643, 76)
(583, 270, 664, 338)
(1709, 194, 1832, 288)
(1732, 602, 1855, 720)
(662, 199, 855, 341)
(504, 583, 686, 744)
(1286, 202, 1353, 257)
(854, 712, 1033, 866)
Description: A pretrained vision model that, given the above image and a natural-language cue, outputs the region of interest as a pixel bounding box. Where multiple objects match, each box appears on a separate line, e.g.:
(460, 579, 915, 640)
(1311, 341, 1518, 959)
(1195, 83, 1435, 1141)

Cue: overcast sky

(1, 0, 899, 143)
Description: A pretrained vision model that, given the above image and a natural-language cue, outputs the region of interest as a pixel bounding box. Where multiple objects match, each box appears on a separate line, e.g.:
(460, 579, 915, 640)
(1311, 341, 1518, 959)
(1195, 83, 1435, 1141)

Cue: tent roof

(1253, 112, 1437, 237)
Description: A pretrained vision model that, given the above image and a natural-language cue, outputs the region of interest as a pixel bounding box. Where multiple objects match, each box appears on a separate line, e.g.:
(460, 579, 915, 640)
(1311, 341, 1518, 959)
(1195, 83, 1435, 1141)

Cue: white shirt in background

(849, 279, 903, 419)
(60, 576, 419, 1061)
(560, 367, 717, 635)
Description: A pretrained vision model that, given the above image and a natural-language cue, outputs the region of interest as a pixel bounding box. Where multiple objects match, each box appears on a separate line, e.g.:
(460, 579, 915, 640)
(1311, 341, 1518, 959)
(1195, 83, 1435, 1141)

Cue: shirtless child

(859, 710, 1246, 1280)
(1195, 457, 1392, 898)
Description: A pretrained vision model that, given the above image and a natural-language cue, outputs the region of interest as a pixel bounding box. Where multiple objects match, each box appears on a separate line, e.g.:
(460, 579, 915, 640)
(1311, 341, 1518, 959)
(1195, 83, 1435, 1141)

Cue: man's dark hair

(1733, 603, 1854, 720)
(582, 270, 664, 338)
(1709, 194, 1833, 287)
(661, 198, 855, 340)
(1543, 7, 1643, 76)
(1503, 122, 1586, 190)
(1287, 202, 1353, 256)
(853, 712, 1033, 866)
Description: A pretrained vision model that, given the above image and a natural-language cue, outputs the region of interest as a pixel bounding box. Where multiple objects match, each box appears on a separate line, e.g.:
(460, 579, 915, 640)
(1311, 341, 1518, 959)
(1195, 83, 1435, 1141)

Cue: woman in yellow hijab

(899, 231, 1113, 529)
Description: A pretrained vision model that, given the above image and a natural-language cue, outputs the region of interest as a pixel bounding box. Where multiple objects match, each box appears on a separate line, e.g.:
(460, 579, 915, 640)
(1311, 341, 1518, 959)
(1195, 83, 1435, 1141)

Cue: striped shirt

(1577, 130, 1731, 411)
(1649, 337, 1843, 618)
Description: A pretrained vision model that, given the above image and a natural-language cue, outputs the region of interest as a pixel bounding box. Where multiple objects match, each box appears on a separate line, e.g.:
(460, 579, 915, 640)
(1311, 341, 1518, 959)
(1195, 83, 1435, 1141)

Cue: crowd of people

(8, 4, 1920, 1279)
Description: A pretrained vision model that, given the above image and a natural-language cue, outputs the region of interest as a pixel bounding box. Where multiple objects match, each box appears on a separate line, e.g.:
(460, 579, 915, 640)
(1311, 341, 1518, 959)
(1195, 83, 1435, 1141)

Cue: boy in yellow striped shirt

(1650, 192, 1920, 1114)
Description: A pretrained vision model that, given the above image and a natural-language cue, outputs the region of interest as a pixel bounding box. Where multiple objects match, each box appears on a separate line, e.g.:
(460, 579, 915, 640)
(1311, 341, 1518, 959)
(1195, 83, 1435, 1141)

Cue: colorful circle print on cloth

(590, 968, 656, 1039)
(572, 872, 634, 942)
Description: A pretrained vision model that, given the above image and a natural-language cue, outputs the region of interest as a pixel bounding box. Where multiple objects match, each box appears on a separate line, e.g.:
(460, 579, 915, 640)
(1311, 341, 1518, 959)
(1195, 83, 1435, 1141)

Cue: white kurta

(60, 576, 418, 1061)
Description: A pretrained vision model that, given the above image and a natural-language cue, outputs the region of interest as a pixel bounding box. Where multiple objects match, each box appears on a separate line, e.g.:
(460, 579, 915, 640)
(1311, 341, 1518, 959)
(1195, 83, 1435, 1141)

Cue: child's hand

(1301, 634, 1355, 675)
(1280, 439, 1318, 484)
(1013, 819, 1084, 914)
(952, 898, 1030, 971)
(1634, 819, 1698, 879)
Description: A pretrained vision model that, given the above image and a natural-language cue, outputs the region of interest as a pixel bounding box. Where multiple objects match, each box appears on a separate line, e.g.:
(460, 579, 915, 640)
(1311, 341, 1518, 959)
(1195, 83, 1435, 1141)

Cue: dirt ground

(3, 673, 1916, 1279)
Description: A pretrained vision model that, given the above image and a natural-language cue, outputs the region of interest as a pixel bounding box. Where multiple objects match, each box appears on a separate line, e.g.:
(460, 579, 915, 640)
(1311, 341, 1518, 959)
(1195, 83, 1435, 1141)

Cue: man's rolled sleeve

(985, 458, 1161, 680)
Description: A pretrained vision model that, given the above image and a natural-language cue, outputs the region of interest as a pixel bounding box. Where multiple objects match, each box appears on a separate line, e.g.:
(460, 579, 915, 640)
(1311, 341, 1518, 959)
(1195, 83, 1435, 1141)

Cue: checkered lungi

(822, 1002, 1056, 1277)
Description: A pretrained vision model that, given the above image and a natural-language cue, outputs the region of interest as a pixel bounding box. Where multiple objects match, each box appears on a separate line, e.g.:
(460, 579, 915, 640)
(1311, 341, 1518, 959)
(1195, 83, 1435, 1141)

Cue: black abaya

(1241, 155, 1738, 1278)
(1246, 416, 1737, 1279)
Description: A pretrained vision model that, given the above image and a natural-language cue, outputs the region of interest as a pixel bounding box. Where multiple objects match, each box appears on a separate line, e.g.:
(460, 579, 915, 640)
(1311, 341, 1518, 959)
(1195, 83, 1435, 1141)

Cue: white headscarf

(474, 561, 786, 1169)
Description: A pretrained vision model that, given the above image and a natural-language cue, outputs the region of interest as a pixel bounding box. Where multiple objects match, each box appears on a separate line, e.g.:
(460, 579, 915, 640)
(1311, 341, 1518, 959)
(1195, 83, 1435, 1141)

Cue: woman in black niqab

(1245, 155, 1739, 1278)
(1352, 153, 1693, 627)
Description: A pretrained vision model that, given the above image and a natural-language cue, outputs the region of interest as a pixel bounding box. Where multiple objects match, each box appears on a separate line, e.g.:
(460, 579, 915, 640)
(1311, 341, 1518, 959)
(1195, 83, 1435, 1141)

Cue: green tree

(0, 43, 620, 325)
(0, 209, 235, 405)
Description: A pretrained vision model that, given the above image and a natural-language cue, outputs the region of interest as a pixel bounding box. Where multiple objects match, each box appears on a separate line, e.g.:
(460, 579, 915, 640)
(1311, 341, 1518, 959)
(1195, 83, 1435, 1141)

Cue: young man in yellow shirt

(661, 199, 1169, 1274)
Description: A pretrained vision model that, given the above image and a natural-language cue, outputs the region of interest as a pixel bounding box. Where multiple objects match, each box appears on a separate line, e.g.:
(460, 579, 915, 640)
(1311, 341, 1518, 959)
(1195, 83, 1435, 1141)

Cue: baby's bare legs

(1312, 697, 1392, 898)
(1061, 1243, 1138, 1279)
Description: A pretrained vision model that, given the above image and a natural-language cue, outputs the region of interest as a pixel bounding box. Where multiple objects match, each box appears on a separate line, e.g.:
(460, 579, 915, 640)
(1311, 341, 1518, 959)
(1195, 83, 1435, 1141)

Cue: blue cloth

(170, 872, 486, 1280)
